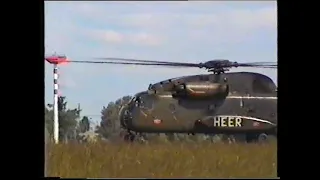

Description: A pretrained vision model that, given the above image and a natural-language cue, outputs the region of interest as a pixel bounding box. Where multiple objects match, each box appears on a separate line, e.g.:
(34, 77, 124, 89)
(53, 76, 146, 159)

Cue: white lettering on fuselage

(213, 116, 242, 127)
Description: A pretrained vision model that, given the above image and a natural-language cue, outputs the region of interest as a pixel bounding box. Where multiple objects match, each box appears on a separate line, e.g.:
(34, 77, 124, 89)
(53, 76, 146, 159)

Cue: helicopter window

(134, 98, 140, 107)
(138, 96, 154, 110)
(129, 96, 136, 103)
(128, 97, 136, 107)
(223, 77, 228, 82)
(252, 78, 273, 94)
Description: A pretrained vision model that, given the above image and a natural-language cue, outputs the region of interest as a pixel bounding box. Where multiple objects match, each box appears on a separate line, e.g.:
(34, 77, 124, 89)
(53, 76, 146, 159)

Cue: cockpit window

(126, 97, 136, 109)
(129, 96, 136, 103)
(252, 77, 274, 94)
(137, 95, 154, 110)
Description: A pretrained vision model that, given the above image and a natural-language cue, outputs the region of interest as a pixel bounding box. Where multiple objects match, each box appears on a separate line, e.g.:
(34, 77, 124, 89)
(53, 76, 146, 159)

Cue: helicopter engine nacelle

(173, 82, 229, 99)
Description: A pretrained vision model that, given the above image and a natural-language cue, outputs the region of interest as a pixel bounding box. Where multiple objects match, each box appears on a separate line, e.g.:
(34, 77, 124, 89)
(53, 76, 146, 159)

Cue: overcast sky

(45, 1, 277, 123)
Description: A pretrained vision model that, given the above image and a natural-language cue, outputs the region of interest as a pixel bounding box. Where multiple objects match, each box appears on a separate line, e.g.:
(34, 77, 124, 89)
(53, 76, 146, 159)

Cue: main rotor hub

(201, 60, 237, 74)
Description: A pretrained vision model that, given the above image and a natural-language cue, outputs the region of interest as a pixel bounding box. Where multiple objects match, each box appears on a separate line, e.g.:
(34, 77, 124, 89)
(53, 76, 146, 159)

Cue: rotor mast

(208, 68, 229, 74)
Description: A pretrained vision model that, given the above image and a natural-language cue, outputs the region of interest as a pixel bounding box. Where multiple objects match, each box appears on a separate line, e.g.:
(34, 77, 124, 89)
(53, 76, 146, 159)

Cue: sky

(45, 1, 277, 124)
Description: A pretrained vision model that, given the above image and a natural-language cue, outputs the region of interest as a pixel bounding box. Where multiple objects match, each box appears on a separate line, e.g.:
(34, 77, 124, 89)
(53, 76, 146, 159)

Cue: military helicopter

(70, 58, 277, 143)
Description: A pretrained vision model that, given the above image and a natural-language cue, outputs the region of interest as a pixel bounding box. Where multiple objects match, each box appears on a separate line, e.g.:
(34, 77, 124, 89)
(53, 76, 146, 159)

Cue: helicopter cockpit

(119, 92, 155, 128)
(131, 92, 154, 109)
(121, 92, 152, 113)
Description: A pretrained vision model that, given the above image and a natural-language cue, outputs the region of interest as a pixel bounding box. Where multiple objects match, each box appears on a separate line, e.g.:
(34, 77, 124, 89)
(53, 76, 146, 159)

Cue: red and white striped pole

(53, 64, 59, 144)
(45, 54, 69, 144)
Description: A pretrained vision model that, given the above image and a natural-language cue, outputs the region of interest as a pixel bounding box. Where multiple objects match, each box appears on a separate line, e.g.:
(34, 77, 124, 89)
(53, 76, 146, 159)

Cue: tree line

(45, 95, 135, 143)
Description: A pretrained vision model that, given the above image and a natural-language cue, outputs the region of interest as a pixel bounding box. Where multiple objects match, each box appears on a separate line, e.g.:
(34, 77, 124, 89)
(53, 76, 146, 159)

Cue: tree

(45, 96, 80, 142)
(95, 95, 132, 139)
(45, 106, 54, 140)
(79, 116, 90, 133)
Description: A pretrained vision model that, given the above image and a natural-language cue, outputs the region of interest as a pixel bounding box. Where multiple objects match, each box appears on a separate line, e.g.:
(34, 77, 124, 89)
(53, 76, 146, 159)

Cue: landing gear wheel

(136, 133, 148, 144)
(124, 133, 135, 142)
(124, 134, 130, 142)
(257, 133, 268, 143)
(129, 134, 135, 142)
(246, 133, 269, 143)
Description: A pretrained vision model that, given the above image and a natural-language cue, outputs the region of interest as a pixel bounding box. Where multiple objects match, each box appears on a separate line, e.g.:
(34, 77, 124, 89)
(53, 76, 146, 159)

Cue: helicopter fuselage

(120, 93, 277, 134)
(119, 72, 277, 140)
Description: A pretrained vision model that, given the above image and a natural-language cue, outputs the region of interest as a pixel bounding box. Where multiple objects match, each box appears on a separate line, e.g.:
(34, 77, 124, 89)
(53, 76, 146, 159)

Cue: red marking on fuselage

(253, 122, 260, 127)
(153, 119, 162, 124)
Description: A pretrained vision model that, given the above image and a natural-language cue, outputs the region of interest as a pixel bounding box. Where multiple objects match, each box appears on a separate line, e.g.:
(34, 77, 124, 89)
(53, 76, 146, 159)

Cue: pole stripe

(53, 67, 59, 95)
(53, 73, 58, 80)
(54, 84, 58, 90)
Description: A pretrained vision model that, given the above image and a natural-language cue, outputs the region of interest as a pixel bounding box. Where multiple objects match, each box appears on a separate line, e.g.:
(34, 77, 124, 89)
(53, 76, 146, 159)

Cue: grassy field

(46, 141, 277, 178)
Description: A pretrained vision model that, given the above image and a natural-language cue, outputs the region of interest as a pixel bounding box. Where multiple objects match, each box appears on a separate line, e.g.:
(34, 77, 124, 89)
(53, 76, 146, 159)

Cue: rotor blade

(239, 65, 277, 68)
(94, 57, 197, 66)
(242, 61, 277, 65)
(238, 61, 277, 66)
(95, 58, 278, 68)
(238, 64, 277, 68)
(68, 60, 200, 68)
(69, 59, 277, 69)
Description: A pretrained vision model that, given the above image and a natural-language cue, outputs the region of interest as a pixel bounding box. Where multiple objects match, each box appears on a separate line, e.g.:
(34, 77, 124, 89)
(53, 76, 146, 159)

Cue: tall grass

(46, 141, 277, 178)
